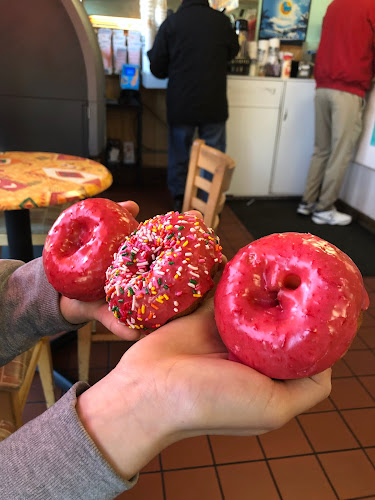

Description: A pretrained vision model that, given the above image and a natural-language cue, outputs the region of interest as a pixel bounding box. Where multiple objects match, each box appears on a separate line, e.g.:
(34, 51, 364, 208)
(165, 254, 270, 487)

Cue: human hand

(77, 295, 332, 480)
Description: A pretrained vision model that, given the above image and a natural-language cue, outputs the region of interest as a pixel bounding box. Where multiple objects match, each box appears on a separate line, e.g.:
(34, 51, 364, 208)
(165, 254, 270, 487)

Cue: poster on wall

(259, 0, 312, 44)
(354, 87, 375, 171)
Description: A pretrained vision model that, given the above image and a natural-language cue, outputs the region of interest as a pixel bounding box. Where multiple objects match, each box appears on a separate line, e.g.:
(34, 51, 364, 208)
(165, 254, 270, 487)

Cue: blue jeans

(167, 122, 226, 200)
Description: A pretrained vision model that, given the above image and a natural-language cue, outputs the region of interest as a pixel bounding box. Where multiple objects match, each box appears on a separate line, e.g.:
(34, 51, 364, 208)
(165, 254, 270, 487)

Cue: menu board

(354, 85, 375, 171)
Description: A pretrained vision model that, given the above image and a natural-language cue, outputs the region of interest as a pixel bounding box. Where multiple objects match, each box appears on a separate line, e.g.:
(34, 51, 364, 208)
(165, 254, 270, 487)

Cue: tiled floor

(23, 175, 375, 499)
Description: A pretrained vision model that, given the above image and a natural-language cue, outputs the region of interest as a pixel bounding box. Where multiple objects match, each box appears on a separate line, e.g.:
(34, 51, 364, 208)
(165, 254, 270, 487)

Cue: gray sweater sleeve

(0, 382, 138, 499)
(0, 257, 87, 366)
(0, 259, 138, 497)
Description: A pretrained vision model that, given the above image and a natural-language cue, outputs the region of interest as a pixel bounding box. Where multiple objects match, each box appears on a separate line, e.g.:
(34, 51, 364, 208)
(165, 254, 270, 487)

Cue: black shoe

(173, 196, 183, 213)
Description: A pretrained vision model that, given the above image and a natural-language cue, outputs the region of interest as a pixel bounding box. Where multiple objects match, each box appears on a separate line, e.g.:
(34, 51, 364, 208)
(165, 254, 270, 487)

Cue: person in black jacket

(148, 0, 239, 211)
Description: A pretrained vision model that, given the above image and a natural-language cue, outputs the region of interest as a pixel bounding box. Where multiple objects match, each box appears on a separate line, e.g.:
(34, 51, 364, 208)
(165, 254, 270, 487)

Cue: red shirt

(314, 0, 375, 98)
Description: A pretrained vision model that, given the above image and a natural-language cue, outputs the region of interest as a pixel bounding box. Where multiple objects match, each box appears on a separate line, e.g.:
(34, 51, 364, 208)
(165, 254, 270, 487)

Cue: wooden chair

(77, 141, 235, 383)
(0, 337, 55, 442)
(182, 139, 236, 230)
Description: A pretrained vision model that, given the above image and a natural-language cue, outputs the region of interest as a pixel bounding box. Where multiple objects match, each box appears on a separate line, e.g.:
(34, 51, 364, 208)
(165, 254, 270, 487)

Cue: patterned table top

(0, 152, 113, 210)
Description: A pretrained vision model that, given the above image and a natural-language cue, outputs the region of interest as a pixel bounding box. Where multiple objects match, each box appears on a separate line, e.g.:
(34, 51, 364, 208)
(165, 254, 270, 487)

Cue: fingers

(269, 368, 332, 426)
(118, 201, 140, 219)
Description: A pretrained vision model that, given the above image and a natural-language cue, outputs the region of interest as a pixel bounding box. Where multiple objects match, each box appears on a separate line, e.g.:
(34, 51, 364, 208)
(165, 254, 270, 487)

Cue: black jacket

(147, 0, 239, 125)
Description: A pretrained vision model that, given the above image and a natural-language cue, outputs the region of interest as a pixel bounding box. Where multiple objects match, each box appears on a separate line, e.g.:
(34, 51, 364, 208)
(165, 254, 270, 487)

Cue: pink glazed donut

(105, 211, 222, 332)
(214, 232, 369, 379)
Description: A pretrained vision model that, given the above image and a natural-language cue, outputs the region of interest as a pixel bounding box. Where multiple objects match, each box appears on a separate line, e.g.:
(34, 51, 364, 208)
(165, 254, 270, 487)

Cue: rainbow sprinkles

(105, 211, 222, 332)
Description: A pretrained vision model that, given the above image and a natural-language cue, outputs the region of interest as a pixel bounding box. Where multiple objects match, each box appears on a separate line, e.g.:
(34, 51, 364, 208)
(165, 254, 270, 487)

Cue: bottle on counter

(264, 38, 281, 77)
(248, 41, 258, 77)
(235, 18, 249, 59)
(257, 39, 269, 76)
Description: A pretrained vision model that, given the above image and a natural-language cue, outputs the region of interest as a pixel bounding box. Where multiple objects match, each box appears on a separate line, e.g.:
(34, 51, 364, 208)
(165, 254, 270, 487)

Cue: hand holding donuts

(214, 232, 369, 379)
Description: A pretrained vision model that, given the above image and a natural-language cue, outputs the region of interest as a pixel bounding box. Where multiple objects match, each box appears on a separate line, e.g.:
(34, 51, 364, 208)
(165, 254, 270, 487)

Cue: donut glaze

(43, 198, 139, 302)
(105, 211, 222, 332)
(214, 233, 369, 379)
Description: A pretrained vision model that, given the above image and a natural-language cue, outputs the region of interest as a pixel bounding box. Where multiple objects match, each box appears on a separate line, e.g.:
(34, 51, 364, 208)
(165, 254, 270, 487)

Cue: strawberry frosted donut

(105, 211, 222, 332)
(215, 233, 369, 380)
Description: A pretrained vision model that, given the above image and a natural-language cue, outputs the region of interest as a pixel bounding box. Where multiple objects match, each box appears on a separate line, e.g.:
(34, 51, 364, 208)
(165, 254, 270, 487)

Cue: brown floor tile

(258, 418, 312, 458)
(330, 377, 375, 409)
(364, 277, 375, 292)
(359, 325, 375, 349)
(164, 467, 222, 500)
(115, 472, 163, 500)
(303, 397, 335, 413)
(141, 454, 161, 473)
(331, 358, 353, 378)
(361, 312, 375, 328)
(298, 412, 359, 452)
(349, 334, 368, 350)
(161, 436, 213, 470)
(209, 435, 263, 464)
(318, 450, 375, 499)
(360, 375, 375, 399)
(343, 350, 375, 376)
(342, 408, 375, 447)
(269, 455, 336, 500)
(218, 461, 279, 500)
(88, 342, 110, 368)
(366, 447, 375, 466)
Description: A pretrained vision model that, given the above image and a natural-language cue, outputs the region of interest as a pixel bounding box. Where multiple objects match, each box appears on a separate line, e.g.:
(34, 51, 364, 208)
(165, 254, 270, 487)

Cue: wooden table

(0, 152, 112, 262)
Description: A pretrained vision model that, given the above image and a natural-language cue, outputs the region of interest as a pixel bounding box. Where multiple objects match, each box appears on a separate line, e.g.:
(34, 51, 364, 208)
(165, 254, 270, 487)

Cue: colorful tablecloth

(0, 152, 112, 210)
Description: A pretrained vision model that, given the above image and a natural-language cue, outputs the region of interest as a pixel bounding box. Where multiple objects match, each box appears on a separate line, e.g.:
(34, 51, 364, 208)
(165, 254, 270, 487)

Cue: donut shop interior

(0, 0, 374, 499)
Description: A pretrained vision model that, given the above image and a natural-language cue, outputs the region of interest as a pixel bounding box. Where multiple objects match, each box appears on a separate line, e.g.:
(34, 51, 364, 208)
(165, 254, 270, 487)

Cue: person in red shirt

(297, 0, 375, 225)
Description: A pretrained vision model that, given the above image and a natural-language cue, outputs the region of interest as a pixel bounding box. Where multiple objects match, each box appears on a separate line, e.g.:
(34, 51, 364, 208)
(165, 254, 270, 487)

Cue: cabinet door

(270, 80, 315, 195)
(226, 106, 279, 196)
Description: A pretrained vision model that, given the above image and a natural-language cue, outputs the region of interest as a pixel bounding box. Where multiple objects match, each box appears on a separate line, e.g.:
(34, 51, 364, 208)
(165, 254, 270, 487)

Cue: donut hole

(59, 218, 94, 257)
(283, 274, 301, 290)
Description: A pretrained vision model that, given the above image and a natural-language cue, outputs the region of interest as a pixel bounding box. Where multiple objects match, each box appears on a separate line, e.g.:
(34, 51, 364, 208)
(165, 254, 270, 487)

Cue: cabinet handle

(283, 110, 288, 121)
(265, 88, 276, 95)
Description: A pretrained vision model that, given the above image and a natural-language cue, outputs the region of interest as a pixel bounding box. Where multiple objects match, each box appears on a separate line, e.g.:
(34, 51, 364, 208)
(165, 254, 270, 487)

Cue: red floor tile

(298, 412, 359, 452)
(342, 408, 375, 447)
(318, 450, 375, 499)
(164, 467, 222, 500)
(258, 418, 312, 458)
(161, 436, 213, 470)
(209, 435, 263, 464)
(269, 455, 336, 500)
(330, 377, 375, 409)
(115, 472, 163, 500)
(217, 461, 279, 500)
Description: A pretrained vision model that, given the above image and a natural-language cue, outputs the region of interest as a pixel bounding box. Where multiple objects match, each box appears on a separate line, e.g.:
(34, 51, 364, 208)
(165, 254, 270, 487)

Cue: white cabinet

(226, 77, 283, 196)
(226, 77, 316, 197)
(270, 80, 316, 195)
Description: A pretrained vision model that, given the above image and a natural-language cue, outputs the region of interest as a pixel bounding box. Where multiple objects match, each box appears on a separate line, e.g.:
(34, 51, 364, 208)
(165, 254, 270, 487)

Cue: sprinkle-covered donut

(105, 211, 222, 332)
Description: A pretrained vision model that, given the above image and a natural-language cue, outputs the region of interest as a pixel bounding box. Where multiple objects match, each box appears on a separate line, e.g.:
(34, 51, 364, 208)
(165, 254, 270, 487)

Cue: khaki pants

(303, 88, 364, 211)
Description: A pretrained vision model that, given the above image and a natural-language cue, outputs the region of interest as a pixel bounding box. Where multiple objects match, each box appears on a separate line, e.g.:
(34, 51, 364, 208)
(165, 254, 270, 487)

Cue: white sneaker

(312, 207, 352, 225)
(297, 202, 315, 215)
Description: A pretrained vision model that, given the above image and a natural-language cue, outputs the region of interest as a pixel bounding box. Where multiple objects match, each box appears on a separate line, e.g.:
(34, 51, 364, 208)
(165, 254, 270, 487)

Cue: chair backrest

(182, 139, 236, 230)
